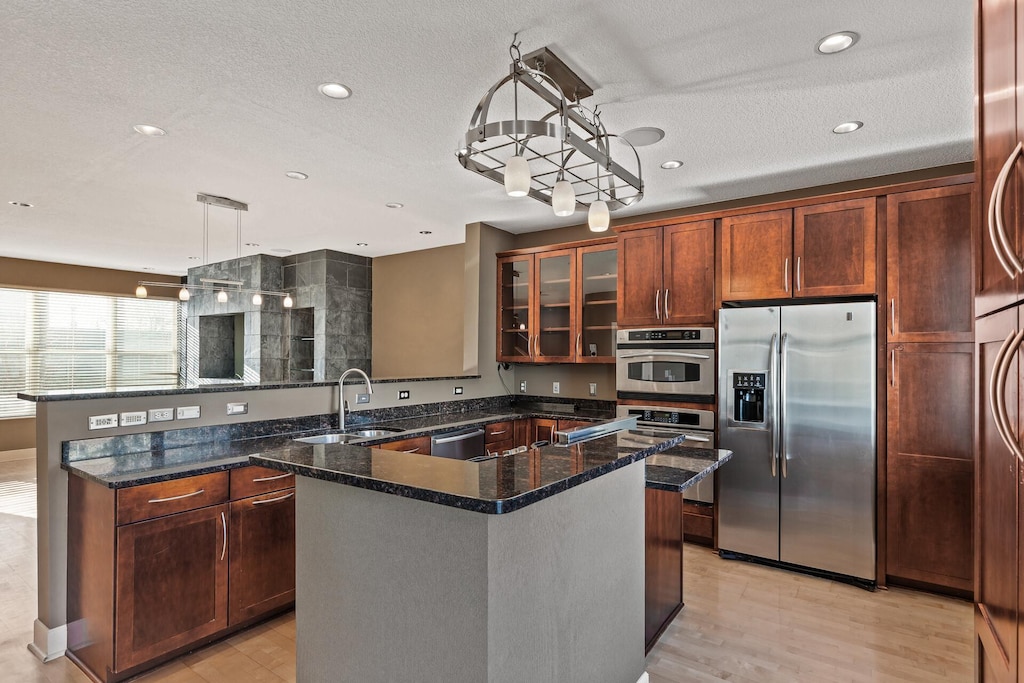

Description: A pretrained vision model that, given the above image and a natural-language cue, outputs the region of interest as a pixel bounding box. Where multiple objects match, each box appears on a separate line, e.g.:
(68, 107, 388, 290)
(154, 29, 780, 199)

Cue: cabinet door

(663, 220, 715, 324)
(577, 243, 618, 362)
(976, 306, 1019, 683)
(497, 255, 533, 362)
(887, 185, 974, 343)
(618, 227, 664, 327)
(885, 343, 973, 593)
(720, 210, 793, 301)
(535, 248, 576, 362)
(976, 0, 1021, 319)
(115, 504, 228, 672)
(376, 435, 430, 455)
(530, 418, 557, 445)
(794, 198, 876, 298)
(229, 490, 296, 626)
(645, 487, 682, 651)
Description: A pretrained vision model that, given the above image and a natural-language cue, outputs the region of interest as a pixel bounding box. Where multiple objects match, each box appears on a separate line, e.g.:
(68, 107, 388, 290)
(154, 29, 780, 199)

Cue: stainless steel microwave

(615, 328, 715, 402)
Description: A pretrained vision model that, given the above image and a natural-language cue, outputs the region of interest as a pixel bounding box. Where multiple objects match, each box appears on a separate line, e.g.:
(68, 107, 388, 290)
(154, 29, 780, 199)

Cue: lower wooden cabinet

(68, 467, 295, 682)
(682, 501, 714, 546)
(375, 435, 430, 455)
(645, 487, 682, 652)
(885, 342, 974, 595)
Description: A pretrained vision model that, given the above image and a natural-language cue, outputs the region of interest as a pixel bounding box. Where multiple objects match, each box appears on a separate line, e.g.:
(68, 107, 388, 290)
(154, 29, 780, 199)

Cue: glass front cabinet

(497, 238, 617, 364)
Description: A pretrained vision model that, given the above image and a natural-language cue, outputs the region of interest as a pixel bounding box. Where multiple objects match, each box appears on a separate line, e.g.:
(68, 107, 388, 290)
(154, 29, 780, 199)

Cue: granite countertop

(645, 447, 734, 492)
(61, 407, 611, 489)
(250, 428, 690, 514)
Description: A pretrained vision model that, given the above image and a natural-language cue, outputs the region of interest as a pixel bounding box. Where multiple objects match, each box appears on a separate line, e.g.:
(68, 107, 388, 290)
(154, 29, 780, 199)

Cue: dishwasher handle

(432, 428, 486, 445)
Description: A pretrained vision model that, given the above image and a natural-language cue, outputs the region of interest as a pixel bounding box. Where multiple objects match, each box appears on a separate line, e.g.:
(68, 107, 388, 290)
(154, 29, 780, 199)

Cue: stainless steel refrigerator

(717, 302, 876, 582)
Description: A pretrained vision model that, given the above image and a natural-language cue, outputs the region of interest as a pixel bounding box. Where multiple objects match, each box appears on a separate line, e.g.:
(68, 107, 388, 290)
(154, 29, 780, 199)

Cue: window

(0, 288, 179, 418)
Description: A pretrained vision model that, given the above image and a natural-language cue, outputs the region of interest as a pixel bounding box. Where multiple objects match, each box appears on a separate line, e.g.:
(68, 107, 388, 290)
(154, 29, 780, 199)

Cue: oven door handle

(617, 351, 711, 360)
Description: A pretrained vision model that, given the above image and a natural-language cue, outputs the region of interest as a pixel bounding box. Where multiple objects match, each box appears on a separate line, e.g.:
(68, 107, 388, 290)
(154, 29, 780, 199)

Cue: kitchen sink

(348, 428, 403, 438)
(293, 426, 404, 445)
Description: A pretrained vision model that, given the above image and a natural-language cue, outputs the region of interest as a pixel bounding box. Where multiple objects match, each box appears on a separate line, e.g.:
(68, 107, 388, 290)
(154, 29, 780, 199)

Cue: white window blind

(0, 288, 179, 418)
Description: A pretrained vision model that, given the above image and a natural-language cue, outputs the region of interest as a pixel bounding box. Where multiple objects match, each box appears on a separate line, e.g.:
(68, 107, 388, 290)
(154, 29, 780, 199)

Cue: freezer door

(779, 302, 876, 580)
(717, 306, 781, 560)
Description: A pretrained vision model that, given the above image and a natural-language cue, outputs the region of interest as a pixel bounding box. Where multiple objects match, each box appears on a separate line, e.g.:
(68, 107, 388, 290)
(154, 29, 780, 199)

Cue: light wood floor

(0, 457, 973, 682)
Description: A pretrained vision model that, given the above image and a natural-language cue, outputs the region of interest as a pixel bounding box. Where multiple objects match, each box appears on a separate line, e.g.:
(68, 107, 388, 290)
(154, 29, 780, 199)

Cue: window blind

(0, 288, 179, 418)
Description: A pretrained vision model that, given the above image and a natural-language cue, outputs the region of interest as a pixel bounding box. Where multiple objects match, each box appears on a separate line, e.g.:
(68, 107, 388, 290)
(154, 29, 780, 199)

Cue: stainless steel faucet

(338, 368, 372, 432)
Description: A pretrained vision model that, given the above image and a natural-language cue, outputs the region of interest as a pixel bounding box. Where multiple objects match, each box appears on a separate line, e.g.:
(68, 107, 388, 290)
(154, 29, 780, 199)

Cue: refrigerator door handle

(769, 333, 779, 478)
(780, 332, 789, 478)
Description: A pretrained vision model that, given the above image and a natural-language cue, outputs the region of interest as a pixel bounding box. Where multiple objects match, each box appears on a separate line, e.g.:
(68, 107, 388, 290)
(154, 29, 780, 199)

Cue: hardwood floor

(0, 457, 973, 682)
(646, 546, 974, 682)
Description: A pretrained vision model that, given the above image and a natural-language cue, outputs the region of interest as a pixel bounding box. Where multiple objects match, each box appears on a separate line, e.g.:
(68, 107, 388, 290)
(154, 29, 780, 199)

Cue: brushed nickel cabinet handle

(998, 329, 1024, 460)
(796, 257, 801, 292)
(252, 473, 292, 483)
(148, 489, 204, 504)
(490, 429, 508, 436)
(576, 333, 582, 357)
(890, 349, 896, 387)
(401, 448, 420, 453)
(784, 258, 789, 293)
(991, 141, 1024, 277)
(890, 299, 895, 336)
(220, 511, 227, 562)
(655, 289, 661, 320)
(665, 289, 671, 318)
(990, 331, 1015, 455)
(252, 492, 295, 506)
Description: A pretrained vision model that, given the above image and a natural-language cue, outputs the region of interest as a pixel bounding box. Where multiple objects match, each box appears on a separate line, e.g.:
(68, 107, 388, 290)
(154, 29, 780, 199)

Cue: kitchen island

(252, 429, 731, 683)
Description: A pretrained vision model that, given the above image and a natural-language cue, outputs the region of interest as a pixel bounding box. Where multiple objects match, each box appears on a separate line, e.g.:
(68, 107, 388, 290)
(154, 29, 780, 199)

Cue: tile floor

(0, 456, 974, 682)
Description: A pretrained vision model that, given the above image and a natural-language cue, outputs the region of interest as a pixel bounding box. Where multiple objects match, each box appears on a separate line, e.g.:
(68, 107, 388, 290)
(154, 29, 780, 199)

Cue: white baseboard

(637, 673, 650, 683)
(27, 619, 66, 662)
(0, 448, 35, 463)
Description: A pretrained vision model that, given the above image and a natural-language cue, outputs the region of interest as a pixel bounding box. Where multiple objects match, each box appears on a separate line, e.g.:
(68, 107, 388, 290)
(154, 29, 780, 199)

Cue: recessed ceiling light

(271, 248, 292, 254)
(832, 121, 863, 134)
(141, 267, 155, 271)
(816, 31, 860, 55)
(385, 202, 404, 209)
(356, 242, 368, 247)
(7, 201, 33, 207)
(245, 242, 260, 247)
(419, 231, 432, 235)
(285, 171, 308, 180)
(620, 127, 666, 147)
(133, 124, 166, 136)
(318, 83, 352, 99)
(188, 256, 201, 260)
(660, 160, 683, 170)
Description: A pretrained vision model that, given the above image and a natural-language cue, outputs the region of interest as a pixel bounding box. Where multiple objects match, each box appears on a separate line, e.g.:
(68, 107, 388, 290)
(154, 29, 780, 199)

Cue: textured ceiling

(0, 1, 974, 275)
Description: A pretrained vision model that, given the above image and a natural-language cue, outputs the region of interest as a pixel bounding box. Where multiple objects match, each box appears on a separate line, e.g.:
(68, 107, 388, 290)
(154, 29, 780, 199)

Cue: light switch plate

(356, 393, 370, 404)
(148, 408, 174, 422)
(589, 383, 598, 397)
(226, 402, 248, 415)
(453, 386, 463, 395)
(552, 381, 560, 394)
(176, 406, 201, 420)
(519, 380, 527, 393)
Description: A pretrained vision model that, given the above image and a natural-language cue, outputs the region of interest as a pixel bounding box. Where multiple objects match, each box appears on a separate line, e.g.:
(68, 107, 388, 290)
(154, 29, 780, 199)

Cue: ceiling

(0, 1, 974, 275)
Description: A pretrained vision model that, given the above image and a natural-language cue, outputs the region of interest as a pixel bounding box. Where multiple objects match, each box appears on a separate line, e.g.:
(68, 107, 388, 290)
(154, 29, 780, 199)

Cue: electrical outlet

(149, 408, 174, 422)
(552, 381, 560, 394)
(453, 386, 463, 395)
(88, 414, 118, 430)
(519, 380, 527, 393)
(226, 402, 248, 415)
(398, 390, 410, 400)
(356, 393, 370, 404)
(176, 406, 201, 420)
(120, 411, 147, 427)
(589, 383, 598, 397)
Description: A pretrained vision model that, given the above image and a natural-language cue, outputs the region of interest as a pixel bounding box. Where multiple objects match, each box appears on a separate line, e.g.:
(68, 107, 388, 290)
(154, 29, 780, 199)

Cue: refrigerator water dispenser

(733, 372, 766, 424)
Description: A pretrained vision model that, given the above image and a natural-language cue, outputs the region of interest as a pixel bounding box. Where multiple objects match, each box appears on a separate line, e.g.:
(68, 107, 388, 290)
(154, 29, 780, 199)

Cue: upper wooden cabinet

(618, 220, 714, 327)
(497, 239, 617, 364)
(721, 201, 876, 302)
(886, 184, 974, 343)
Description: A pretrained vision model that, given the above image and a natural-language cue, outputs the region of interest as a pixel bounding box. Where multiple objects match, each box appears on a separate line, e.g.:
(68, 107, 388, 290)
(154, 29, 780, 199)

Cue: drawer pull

(489, 429, 509, 436)
(401, 447, 420, 453)
(220, 511, 227, 561)
(148, 489, 205, 504)
(252, 473, 292, 483)
(252, 492, 295, 506)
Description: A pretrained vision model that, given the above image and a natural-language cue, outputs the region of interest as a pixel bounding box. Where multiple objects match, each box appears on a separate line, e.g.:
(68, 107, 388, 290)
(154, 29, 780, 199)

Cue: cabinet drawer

(486, 438, 515, 455)
(377, 435, 431, 455)
(485, 421, 514, 443)
(117, 472, 229, 526)
(230, 465, 295, 500)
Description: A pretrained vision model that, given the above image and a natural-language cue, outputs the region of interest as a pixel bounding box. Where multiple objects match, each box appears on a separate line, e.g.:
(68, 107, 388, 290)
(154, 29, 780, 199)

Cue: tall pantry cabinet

(975, 0, 1024, 680)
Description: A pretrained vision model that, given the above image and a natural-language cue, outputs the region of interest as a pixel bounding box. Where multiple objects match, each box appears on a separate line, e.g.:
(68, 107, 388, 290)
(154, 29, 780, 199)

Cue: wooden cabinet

(885, 343, 974, 594)
(498, 238, 617, 364)
(618, 220, 714, 327)
(721, 201, 876, 302)
(376, 435, 430, 455)
(887, 185, 974, 343)
(645, 487, 682, 652)
(68, 468, 296, 682)
(530, 418, 557, 445)
(485, 420, 515, 455)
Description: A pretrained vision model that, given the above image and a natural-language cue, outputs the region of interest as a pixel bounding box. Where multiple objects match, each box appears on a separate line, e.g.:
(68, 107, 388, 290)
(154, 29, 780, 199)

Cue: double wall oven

(616, 328, 717, 504)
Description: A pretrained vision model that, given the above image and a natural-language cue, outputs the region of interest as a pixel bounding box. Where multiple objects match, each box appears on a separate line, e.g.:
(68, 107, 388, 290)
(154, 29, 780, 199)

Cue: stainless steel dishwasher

(430, 427, 486, 460)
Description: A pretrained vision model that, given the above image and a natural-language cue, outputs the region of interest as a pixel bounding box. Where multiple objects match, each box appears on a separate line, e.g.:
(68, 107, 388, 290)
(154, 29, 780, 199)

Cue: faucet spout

(338, 368, 373, 433)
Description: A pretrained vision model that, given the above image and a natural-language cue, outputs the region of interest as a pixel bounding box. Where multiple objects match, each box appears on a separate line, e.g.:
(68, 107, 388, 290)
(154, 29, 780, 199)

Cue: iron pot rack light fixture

(134, 193, 293, 307)
(456, 37, 644, 232)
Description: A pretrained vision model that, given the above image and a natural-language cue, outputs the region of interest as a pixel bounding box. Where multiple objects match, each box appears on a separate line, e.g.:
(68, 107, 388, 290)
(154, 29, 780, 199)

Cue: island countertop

(250, 428, 691, 514)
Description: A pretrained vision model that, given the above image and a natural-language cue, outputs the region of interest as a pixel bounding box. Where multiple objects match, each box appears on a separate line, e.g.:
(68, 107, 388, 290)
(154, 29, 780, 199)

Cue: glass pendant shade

(251, 293, 263, 306)
(503, 155, 531, 197)
(588, 200, 610, 232)
(552, 179, 576, 216)
(178, 286, 190, 301)
(134, 285, 148, 298)
(216, 290, 228, 303)
(283, 294, 293, 308)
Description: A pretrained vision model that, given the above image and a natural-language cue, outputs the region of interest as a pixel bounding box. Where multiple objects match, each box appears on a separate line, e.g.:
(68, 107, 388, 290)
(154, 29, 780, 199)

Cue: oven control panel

(622, 328, 713, 342)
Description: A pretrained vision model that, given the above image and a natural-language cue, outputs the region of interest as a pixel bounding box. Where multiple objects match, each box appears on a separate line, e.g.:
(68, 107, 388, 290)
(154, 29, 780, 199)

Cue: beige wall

(372, 244, 466, 378)
(0, 258, 181, 452)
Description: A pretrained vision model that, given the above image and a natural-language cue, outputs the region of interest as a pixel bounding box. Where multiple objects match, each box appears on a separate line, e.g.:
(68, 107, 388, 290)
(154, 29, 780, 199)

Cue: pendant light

(283, 294, 293, 308)
(503, 55, 531, 198)
(251, 293, 263, 306)
(217, 290, 228, 303)
(178, 286, 190, 301)
(551, 134, 575, 216)
(135, 284, 148, 298)
(588, 160, 609, 232)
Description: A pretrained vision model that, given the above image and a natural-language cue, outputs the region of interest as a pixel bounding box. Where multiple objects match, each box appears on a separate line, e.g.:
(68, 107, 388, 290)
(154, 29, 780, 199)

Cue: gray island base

(250, 429, 704, 683)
